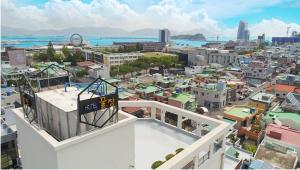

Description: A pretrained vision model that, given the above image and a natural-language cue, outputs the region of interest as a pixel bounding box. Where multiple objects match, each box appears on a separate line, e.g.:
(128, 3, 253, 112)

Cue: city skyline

(1, 0, 300, 38)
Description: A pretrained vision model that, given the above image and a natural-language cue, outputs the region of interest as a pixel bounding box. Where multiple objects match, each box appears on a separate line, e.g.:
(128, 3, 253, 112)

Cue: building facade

(159, 29, 170, 45)
(104, 52, 143, 67)
(237, 20, 250, 42)
(193, 82, 227, 111)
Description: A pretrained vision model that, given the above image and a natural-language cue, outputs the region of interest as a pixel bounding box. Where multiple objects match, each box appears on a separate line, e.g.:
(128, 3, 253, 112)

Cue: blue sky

(2, 0, 300, 37)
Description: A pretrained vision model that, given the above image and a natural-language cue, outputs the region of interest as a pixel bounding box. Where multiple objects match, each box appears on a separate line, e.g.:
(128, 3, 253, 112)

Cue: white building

(12, 84, 230, 169)
(287, 43, 300, 54)
(104, 52, 143, 67)
(188, 48, 239, 66)
(185, 66, 203, 77)
(206, 49, 239, 66)
(193, 82, 228, 111)
(242, 60, 272, 84)
(88, 64, 110, 79)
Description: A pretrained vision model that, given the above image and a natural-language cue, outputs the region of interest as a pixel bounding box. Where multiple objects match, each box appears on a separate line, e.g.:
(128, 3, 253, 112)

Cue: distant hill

(171, 33, 206, 41)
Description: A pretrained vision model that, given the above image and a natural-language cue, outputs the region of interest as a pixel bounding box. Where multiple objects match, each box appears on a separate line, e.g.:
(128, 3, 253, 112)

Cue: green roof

(106, 78, 121, 83)
(169, 93, 193, 103)
(225, 146, 238, 157)
(223, 118, 237, 125)
(136, 85, 159, 94)
(264, 110, 300, 125)
(225, 106, 255, 119)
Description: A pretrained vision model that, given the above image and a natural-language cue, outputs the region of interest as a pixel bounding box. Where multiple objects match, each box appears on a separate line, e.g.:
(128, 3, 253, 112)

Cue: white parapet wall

(13, 100, 229, 169)
(119, 100, 230, 169)
(13, 108, 136, 169)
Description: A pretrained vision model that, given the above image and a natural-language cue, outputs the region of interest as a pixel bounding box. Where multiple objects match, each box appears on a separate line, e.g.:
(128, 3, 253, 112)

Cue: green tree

(47, 41, 55, 61)
(51, 53, 64, 63)
(62, 45, 71, 60)
(76, 69, 88, 78)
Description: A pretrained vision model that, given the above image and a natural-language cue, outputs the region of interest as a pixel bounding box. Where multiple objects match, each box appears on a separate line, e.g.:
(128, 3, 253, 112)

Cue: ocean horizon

(1, 35, 236, 49)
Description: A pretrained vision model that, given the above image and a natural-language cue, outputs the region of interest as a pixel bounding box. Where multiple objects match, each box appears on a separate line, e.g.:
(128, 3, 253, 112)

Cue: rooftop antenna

(287, 26, 291, 37)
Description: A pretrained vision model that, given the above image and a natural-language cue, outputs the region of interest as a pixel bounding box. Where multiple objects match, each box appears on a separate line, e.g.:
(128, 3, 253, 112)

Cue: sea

(1, 35, 232, 49)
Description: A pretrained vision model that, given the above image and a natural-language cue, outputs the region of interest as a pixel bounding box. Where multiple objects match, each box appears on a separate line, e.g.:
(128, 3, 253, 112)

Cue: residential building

(263, 109, 300, 131)
(264, 123, 300, 159)
(249, 92, 276, 112)
(223, 105, 258, 129)
(185, 66, 203, 77)
(265, 84, 300, 98)
(254, 134, 298, 169)
(159, 29, 170, 45)
(88, 64, 110, 79)
(1, 47, 28, 67)
(237, 20, 250, 42)
(135, 84, 161, 99)
(275, 74, 300, 86)
(193, 82, 227, 111)
(103, 52, 143, 67)
(168, 92, 196, 112)
(243, 60, 272, 84)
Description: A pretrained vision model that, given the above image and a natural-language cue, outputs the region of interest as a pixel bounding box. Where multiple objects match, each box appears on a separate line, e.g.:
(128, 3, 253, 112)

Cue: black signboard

(39, 76, 69, 88)
(78, 93, 118, 115)
(21, 93, 36, 110)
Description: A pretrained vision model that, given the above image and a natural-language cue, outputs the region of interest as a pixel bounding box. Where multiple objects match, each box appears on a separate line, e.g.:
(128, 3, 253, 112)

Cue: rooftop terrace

(169, 93, 194, 104)
(255, 143, 297, 169)
(250, 92, 275, 104)
(265, 123, 300, 148)
(224, 106, 256, 121)
(135, 119, 199, 169)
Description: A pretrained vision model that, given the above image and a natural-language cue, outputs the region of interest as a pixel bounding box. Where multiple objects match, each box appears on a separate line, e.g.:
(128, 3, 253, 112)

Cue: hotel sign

(78, 94, 118, 115)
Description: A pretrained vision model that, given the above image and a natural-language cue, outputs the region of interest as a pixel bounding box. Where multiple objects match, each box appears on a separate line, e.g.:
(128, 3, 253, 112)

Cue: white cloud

(249, 18, 300, 37)
(1, 0, 300, 38)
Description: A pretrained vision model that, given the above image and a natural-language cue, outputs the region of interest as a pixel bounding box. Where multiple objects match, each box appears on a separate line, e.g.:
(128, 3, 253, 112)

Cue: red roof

(266, 124, 300, 148)
(77, 61, 95, 67)
(266, 84, 296, 93)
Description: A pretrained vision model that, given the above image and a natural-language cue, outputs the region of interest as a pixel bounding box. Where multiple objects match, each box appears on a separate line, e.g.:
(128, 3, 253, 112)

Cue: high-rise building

(237, 20, 250, 42)
(159, 29, 170, 45)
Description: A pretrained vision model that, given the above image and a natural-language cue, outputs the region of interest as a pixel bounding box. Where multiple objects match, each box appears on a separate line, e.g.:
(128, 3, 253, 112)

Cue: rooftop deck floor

(134, 119, 199, 169)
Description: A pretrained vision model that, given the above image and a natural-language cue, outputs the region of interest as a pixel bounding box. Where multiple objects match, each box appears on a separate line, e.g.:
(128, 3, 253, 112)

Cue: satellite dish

(70, 33, 83, 47)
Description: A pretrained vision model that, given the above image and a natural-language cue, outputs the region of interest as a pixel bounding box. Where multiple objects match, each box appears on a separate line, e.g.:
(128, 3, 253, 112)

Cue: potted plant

(151, 160, 164, 169)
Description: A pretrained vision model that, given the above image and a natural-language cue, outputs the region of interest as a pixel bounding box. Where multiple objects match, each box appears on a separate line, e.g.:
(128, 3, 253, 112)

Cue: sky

(1, 0, 300, 38)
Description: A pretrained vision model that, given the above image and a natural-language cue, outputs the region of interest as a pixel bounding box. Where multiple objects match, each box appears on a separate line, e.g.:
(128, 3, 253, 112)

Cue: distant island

(171, 33, 206, 41)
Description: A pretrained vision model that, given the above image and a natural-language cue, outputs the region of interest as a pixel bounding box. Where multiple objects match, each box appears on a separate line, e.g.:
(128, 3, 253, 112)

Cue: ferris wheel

(70, 33, 83, 47)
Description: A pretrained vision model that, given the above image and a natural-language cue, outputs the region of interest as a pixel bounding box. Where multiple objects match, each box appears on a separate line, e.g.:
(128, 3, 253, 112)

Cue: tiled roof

(266, 84, 296, 93)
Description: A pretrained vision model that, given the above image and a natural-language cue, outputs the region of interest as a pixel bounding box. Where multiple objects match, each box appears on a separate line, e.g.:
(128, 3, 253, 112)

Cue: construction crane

(287, 26, 291, 37)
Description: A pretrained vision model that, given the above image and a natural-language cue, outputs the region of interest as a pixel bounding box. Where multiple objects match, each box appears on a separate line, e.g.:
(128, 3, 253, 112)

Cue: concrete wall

(13, 108, 58, 169)
(56, 120, 135, 169)
(13, 107, 136, 169)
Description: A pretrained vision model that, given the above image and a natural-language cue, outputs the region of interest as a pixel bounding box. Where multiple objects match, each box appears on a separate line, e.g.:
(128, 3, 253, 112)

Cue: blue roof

(249, 160, 274, 169)
(1, 87, 14, 94)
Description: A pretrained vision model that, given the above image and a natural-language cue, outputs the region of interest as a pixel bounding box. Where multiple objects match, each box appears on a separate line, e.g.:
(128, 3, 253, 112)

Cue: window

(215, 94, 219, 98)
(202, 92, 205, 96)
